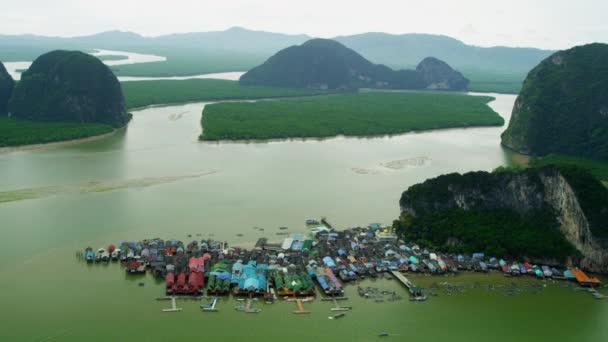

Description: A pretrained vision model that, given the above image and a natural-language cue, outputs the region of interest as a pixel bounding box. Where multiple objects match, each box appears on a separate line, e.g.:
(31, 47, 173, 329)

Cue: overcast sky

(1, 0, 606, 49)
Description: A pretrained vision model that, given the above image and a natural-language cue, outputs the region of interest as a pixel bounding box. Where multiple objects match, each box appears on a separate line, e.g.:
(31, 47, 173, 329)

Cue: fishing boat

(542, 266, 553, 277)
(563, 269, 576, 280)
(84, 247, 95, 263)
(518, 263, 527, 275)
(510, 263, 520, 276)
(101, 249, 110, 262)
(110, 249, 119, 261)
(120, 250, 128, 262)
(330, 313, 346, 319)
(125, 259, 146, 274)
(165, 272, 175, 294)
(551, 268, 565, 280)
(95, 248, 104, 262)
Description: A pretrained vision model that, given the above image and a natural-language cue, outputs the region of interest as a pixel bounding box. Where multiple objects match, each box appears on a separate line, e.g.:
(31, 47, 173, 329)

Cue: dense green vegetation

(395, 165, 608, 260)
(530, 154, 608, 182)
(240, 39, 469, 91)
(9, 50, 130, 127)
(463, 69, 525, 94)
(200, 92, 503, 140)
(121, 79, 334, 109)
(501, 43, 608, 160)
(393, 209, 577, 260)
(0, 117, 114, 147)
(111, 52, 263, 77)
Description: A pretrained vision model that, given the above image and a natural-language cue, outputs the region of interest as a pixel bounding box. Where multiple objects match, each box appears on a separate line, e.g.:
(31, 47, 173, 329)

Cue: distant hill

(239, 39, 469, 90)
(501, 43, 608, 160)
(0, 29, 552, 71)
(8, 50, 130, 127)
(0, 27, 311, 62)
(0, 28, 555, 92)
(334, 32, 553, 73)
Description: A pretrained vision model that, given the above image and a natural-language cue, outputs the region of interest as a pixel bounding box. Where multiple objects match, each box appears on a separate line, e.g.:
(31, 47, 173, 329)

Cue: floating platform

(293, 299, 311, 314)
(201, 297, 219, 312)
(570, 268, 602, 287)
(390, 270, 423, 296)
(161, 297, 182, 312)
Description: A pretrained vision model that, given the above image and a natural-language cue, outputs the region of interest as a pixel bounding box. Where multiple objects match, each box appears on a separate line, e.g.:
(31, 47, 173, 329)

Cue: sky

(1, 0, 606, 50)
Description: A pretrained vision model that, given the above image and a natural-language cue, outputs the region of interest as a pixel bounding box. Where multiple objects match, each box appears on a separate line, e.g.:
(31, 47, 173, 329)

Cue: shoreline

(127, 92, 343, 112)
(199, 121, 506, 144)
(0, 129, 120, 154)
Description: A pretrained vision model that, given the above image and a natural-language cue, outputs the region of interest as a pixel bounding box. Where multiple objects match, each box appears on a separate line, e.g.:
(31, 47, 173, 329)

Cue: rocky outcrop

(501, 43, 608, 160)
(400, 167, 608, 273)
(8, 50, 130, 127)
(0, 62, 14, 114)
(416, 57, 469, 91)
(540, 171, 608, 272)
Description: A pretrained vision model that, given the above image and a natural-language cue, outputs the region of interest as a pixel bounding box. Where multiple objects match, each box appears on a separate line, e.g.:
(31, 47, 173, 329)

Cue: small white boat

(101, 249, 110, 262)
(95, 248, 105, 262)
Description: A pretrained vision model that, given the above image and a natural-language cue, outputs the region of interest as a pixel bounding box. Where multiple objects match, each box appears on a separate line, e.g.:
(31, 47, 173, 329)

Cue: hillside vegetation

(530, 154, 608, 183)
(9, 50, 131, 127)
(201, 92, 503, 140)
(240, 39, 469, 91)
(501, 43, 608, 160)
(121, 79, 334, 109)
(395, 166, 608, 261)
(0, 117, 114, 147)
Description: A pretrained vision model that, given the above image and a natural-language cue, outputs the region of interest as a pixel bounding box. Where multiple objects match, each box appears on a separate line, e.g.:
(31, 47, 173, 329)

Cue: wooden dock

(161, 297, 182, 312)
(329, 296, 351, 311)
(390, 270, 422, 296)
(201, 297, 218, 312)
(293, 299, 311, 314)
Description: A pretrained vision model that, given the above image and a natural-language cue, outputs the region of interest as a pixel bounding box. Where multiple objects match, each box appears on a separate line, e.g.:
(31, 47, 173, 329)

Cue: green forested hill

(8, 50, 131, 127)
(501, 43, 608, 160)
(239, 39, 469, 90)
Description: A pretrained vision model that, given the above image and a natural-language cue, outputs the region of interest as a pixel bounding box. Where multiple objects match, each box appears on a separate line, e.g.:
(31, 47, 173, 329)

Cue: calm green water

(1, 93, 606, 341)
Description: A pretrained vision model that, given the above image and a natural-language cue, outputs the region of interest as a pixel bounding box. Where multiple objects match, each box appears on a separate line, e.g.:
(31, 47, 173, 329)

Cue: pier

(161, 297, 183, 312)
(201, 297, 219, 312)
(293, 298, 311, 314)
(390, 270, 423, 296)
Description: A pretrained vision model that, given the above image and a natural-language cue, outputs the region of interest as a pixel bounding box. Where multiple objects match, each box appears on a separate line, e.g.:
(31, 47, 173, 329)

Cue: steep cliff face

(501, 43, 608, 160)
(540, 170, 608, 272)
(0, 61, 14, 114)
(8, 50, 130, 127)
(399, 167, 608, 273)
